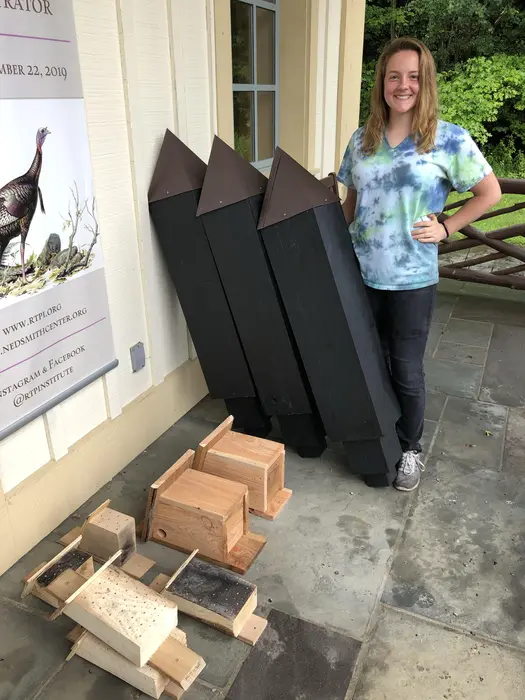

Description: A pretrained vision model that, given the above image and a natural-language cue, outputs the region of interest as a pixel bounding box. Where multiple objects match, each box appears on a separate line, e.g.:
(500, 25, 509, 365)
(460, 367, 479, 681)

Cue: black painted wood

(199, 138, 325, 453)
(259, 150, 401, 477)
(227, 609, 361, 700)
(148, 133, 269, 434)
(224, 397, 272, 436)
(150, 190, 254, 400)
(37, 551, 90, 587)
(168, 557, 255, 621)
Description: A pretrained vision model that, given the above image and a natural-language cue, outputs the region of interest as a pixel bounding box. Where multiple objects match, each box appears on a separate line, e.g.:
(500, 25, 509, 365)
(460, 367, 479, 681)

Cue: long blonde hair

(363, 37, 438, 155)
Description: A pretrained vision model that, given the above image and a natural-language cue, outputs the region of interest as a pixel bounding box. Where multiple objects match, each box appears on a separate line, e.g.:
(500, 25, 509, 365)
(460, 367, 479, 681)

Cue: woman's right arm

(342, 188, 357, 225)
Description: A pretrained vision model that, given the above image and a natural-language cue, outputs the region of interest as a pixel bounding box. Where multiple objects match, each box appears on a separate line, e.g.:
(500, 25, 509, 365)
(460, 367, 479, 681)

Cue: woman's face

(383, 50, 420, 116)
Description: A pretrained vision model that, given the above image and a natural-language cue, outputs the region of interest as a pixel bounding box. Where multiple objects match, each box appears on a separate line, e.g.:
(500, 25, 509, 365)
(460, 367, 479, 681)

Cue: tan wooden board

(150, 529, 266, 576)
(193, 415, 234, 471)
(21, 535, 82, 599)
(164, 681, 184, 700)
(120, 552, 156, 580)
(81, 508, 136, 565)
(238, 614, 268, 646)
(149, 573, 169, 594)
(202, 430, 285, 513)
(210, 430, 283, 469)
(149, 634, 205, 690)
(143, 450, 195, 542)
(250, 487, 293, 521)
(153, 470, 247, 562)
(67, 627, 189, 699)
(46, 565, 178, 666)
(58, 526, 83, 547)
(49, 549, 122, 621)
(81, 499, 111, 535)
(160, 469, 247, 521)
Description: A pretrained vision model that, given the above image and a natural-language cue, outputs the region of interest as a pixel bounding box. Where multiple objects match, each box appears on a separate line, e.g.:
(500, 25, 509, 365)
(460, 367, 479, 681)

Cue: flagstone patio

(1, 280, 525, 700)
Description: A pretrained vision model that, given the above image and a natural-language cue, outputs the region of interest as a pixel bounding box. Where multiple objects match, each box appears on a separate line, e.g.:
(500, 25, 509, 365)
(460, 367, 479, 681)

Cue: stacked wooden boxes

(143, 449, 267, 574)
(194, 416, 292, 520)
(23, 536, 205, 699)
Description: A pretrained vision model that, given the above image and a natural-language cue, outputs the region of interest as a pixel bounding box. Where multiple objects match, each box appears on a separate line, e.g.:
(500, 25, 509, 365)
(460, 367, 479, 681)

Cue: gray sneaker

(394, 451, 425, 492)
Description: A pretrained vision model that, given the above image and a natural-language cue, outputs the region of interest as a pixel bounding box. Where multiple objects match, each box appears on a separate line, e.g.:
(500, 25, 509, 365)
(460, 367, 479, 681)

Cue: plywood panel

(74, 0, 152, 406)
(119, 0, 190, 383)
(0, 417, 51, 494)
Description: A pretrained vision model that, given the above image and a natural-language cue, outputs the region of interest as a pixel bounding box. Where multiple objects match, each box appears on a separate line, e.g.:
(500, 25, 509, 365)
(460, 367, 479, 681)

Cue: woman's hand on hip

(411, 214, 448, 243)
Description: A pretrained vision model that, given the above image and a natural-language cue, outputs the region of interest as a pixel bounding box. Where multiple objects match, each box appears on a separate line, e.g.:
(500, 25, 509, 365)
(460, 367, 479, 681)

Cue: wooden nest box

(143, 449, 266, 574)
(194, 416, 292, 520)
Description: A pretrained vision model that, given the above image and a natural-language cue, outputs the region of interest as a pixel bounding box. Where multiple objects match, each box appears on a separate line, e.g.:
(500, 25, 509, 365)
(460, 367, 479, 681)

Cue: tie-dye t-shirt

(337, 120, 492, 291)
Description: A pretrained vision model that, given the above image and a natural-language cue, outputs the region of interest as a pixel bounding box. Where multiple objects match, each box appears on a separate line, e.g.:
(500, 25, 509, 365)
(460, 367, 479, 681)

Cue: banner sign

(0, 0, 117, 441)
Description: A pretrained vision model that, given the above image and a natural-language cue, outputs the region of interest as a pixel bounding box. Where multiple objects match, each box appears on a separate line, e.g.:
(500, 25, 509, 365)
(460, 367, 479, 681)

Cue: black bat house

(148, 130, 270, 436)
(258, 148, 402, 486)
(197, 136, 326, 457)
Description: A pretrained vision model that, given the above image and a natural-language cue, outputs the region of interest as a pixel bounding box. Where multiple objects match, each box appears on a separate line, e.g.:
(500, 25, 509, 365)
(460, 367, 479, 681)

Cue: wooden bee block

(81, 505, 136, 565)
(151, 555, 258, 638)
(43, 565, 178, 667)
(196, 418, 292, 519)
(67, 625, 195, 699)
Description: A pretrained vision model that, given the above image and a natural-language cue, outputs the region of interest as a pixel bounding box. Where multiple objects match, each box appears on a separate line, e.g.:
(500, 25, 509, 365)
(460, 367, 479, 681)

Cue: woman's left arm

(412, 172, 502, 243)
(442, 172, 502, 235)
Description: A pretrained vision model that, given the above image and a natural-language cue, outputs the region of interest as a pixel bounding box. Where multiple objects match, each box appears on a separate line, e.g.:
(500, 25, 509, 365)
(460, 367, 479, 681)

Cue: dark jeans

(365, 284, 437, 453)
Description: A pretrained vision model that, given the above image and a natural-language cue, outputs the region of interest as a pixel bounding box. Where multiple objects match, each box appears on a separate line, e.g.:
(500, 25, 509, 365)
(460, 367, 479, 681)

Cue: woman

(337, 37, 501, 492)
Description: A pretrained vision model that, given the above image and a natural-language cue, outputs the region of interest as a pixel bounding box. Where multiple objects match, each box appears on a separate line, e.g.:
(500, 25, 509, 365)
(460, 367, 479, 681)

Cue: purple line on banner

(0, 317, 107, 375)
(0, 32, 71, 44)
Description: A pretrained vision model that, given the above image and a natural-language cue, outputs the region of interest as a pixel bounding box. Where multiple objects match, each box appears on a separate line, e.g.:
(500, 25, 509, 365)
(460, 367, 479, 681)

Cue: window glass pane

(231, 0, 253, 84)
(257, 91, 275, 161)
(234, 91, 254, 161)
(256, 7, 275, 85)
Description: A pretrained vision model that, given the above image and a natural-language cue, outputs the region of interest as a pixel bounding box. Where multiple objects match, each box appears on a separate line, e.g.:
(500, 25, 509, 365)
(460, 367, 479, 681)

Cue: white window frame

(232, 0, 279, 168)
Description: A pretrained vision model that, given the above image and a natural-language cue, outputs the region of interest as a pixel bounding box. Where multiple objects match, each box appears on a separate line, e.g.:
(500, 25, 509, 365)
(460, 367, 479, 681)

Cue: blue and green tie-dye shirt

(337, 120, 492, 291)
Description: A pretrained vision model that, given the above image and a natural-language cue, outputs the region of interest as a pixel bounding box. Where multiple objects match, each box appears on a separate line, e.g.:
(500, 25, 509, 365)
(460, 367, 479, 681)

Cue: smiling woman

(337, 36, 501, 493)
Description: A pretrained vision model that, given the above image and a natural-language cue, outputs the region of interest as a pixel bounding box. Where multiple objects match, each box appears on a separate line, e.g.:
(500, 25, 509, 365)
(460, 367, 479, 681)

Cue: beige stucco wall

(0, 0, 365, 576)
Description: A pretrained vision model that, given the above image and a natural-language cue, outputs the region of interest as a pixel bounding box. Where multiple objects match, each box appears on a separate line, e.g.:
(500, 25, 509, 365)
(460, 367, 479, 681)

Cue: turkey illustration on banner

(0, 1, 117, 443)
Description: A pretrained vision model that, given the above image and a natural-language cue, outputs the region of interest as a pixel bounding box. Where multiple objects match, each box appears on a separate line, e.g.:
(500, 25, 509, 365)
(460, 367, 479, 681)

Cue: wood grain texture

(194, 415, 233, 470)
(48, 565, 178, 666)
(238, 614, 268, 646)
(67, 627, 189, 699)
(70, 629, 169, 698)
(203, 432, 285, 514)
(153, 469, 247, 561)
(149, 635, 205, 689)
(250, 488, 293, 521)
(143, 450, 195, 542)
(120, 552, 156, 580)
(58, 527, 83, 547)
(81, 508, 136, 565)
(160, 469, 247, 520)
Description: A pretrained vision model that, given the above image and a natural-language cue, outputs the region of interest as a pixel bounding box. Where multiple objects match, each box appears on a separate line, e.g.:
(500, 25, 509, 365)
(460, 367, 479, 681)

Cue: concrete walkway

(1, 283, 525, 699)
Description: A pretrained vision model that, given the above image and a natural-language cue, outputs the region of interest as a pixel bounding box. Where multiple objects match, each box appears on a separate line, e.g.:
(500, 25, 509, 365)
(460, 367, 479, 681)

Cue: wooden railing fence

(438, 178, 525, 290)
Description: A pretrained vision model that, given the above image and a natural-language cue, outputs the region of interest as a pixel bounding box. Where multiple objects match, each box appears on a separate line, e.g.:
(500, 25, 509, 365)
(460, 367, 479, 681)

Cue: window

(231, 0, 278, 167)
